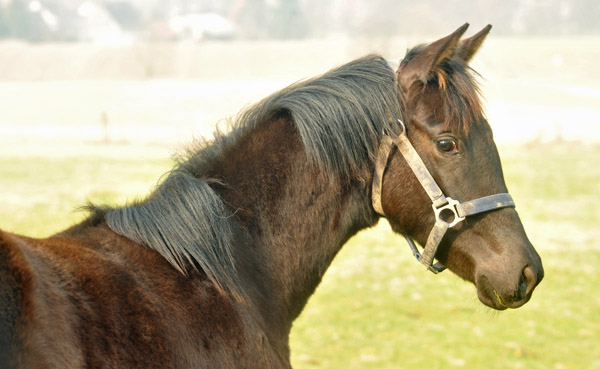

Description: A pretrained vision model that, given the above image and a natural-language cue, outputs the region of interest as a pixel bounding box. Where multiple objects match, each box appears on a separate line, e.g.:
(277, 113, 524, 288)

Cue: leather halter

(372, 120, 515, 273)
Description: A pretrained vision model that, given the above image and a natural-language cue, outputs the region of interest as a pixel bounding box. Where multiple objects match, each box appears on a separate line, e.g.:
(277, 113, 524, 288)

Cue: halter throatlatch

(372, 120, 515, 274)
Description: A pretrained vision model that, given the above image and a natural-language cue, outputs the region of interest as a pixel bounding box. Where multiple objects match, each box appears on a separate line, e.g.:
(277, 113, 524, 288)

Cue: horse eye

(436, 138, 458, 153)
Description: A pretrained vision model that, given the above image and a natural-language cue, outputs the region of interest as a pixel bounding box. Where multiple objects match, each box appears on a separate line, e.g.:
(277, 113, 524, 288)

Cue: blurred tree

(268, 0, 308, 39)
(1, 0, 600, 42)
(1, 0, 50, 41)
(231, 0, 268, 39)
(568, 0, 600, 34)
(231, 0, 308, 39)
(0, 6, 9, 37)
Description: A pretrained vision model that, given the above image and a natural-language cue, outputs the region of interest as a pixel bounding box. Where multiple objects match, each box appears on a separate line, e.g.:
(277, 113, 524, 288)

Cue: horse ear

(455, 24, 492, 63)
(397, 23, 469, 91)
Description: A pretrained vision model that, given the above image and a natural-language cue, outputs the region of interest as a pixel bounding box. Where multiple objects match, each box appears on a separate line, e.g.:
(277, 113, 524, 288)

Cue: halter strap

(372, 120, 515, 273)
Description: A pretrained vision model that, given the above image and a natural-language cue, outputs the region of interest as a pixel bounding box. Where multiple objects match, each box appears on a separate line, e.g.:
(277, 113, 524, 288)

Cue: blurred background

(0, 1, 598, 368)
(0, 0, 599, 145)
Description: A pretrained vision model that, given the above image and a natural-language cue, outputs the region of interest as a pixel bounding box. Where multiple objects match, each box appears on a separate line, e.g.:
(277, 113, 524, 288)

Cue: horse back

(0, 225, 287, 368)
(0, 229, 32, 368)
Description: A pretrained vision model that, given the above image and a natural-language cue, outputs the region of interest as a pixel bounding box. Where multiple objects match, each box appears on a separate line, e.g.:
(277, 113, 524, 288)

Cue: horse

(0, 23, 543, 368)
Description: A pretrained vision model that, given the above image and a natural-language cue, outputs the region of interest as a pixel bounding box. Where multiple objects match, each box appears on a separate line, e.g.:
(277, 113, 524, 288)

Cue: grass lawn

(0, 142, 598, 369)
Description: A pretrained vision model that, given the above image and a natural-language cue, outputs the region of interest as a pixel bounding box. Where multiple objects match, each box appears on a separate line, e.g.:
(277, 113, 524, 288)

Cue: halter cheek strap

(372, 120, 515, 274)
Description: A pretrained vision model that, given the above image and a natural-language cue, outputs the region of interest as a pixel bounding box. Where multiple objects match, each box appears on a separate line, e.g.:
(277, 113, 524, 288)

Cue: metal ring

(432, 197, 465, 228)
(397, 119, 406, 133)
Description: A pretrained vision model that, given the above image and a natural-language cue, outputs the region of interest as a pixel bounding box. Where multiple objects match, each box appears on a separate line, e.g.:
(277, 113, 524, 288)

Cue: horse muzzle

(475, 256, 544, 310)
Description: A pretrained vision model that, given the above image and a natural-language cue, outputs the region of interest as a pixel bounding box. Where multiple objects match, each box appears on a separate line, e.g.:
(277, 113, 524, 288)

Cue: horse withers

(0, 24, 543, 368)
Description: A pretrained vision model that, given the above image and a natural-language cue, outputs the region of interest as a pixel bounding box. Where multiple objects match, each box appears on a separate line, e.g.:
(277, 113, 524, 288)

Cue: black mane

(104, 55, 403, 295)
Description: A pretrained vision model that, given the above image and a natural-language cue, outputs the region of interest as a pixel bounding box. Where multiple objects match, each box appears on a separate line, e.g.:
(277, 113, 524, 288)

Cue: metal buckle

(432, 197, 465, 228)
(405, 236, 447, 274)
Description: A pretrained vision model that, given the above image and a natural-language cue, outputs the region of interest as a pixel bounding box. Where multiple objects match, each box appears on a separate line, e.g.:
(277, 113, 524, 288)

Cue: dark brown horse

(0, 24, 543, 368)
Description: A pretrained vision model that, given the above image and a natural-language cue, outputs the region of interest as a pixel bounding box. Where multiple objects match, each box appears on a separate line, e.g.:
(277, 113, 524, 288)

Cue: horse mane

(104, 55, 403, 296)
(403, 45, 485, 133)
(181, 54, 403, 179)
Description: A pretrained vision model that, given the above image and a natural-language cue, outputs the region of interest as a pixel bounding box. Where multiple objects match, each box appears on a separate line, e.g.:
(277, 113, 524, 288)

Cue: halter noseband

(372, 120, 515, 273)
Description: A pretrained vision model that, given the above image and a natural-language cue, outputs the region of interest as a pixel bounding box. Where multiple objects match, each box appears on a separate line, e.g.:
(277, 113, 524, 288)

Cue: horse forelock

(105, 55, 405, 297)
(403, 46, 485, 134)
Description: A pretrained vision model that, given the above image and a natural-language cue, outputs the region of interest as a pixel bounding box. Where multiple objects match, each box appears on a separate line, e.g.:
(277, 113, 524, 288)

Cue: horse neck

(213, 117, 378, 335)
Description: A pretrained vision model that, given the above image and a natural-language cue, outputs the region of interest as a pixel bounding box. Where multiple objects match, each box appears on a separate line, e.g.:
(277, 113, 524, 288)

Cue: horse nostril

(516, 275, 527, 300)
(522, 265, 537, 296)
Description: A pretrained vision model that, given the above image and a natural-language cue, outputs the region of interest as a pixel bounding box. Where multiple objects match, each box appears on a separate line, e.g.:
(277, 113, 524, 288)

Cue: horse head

(378, 24, 544, 310)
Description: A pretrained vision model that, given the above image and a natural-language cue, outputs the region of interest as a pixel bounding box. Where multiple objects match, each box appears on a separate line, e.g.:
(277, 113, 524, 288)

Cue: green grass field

(291, 144, 600, 369)
(0, 142, 598, 369)
(0, 34, 598, 368)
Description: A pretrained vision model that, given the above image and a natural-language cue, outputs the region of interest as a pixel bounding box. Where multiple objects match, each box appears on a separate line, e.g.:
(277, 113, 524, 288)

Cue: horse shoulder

(52, 225, 287, 368)
(0, 230, 73, 368)
(0, 230, 25, 368)
(2, 223, 288, 368)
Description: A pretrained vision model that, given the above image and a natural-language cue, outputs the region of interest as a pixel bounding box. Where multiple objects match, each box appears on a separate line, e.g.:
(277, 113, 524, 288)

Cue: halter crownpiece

(372, 119, 515, 273)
